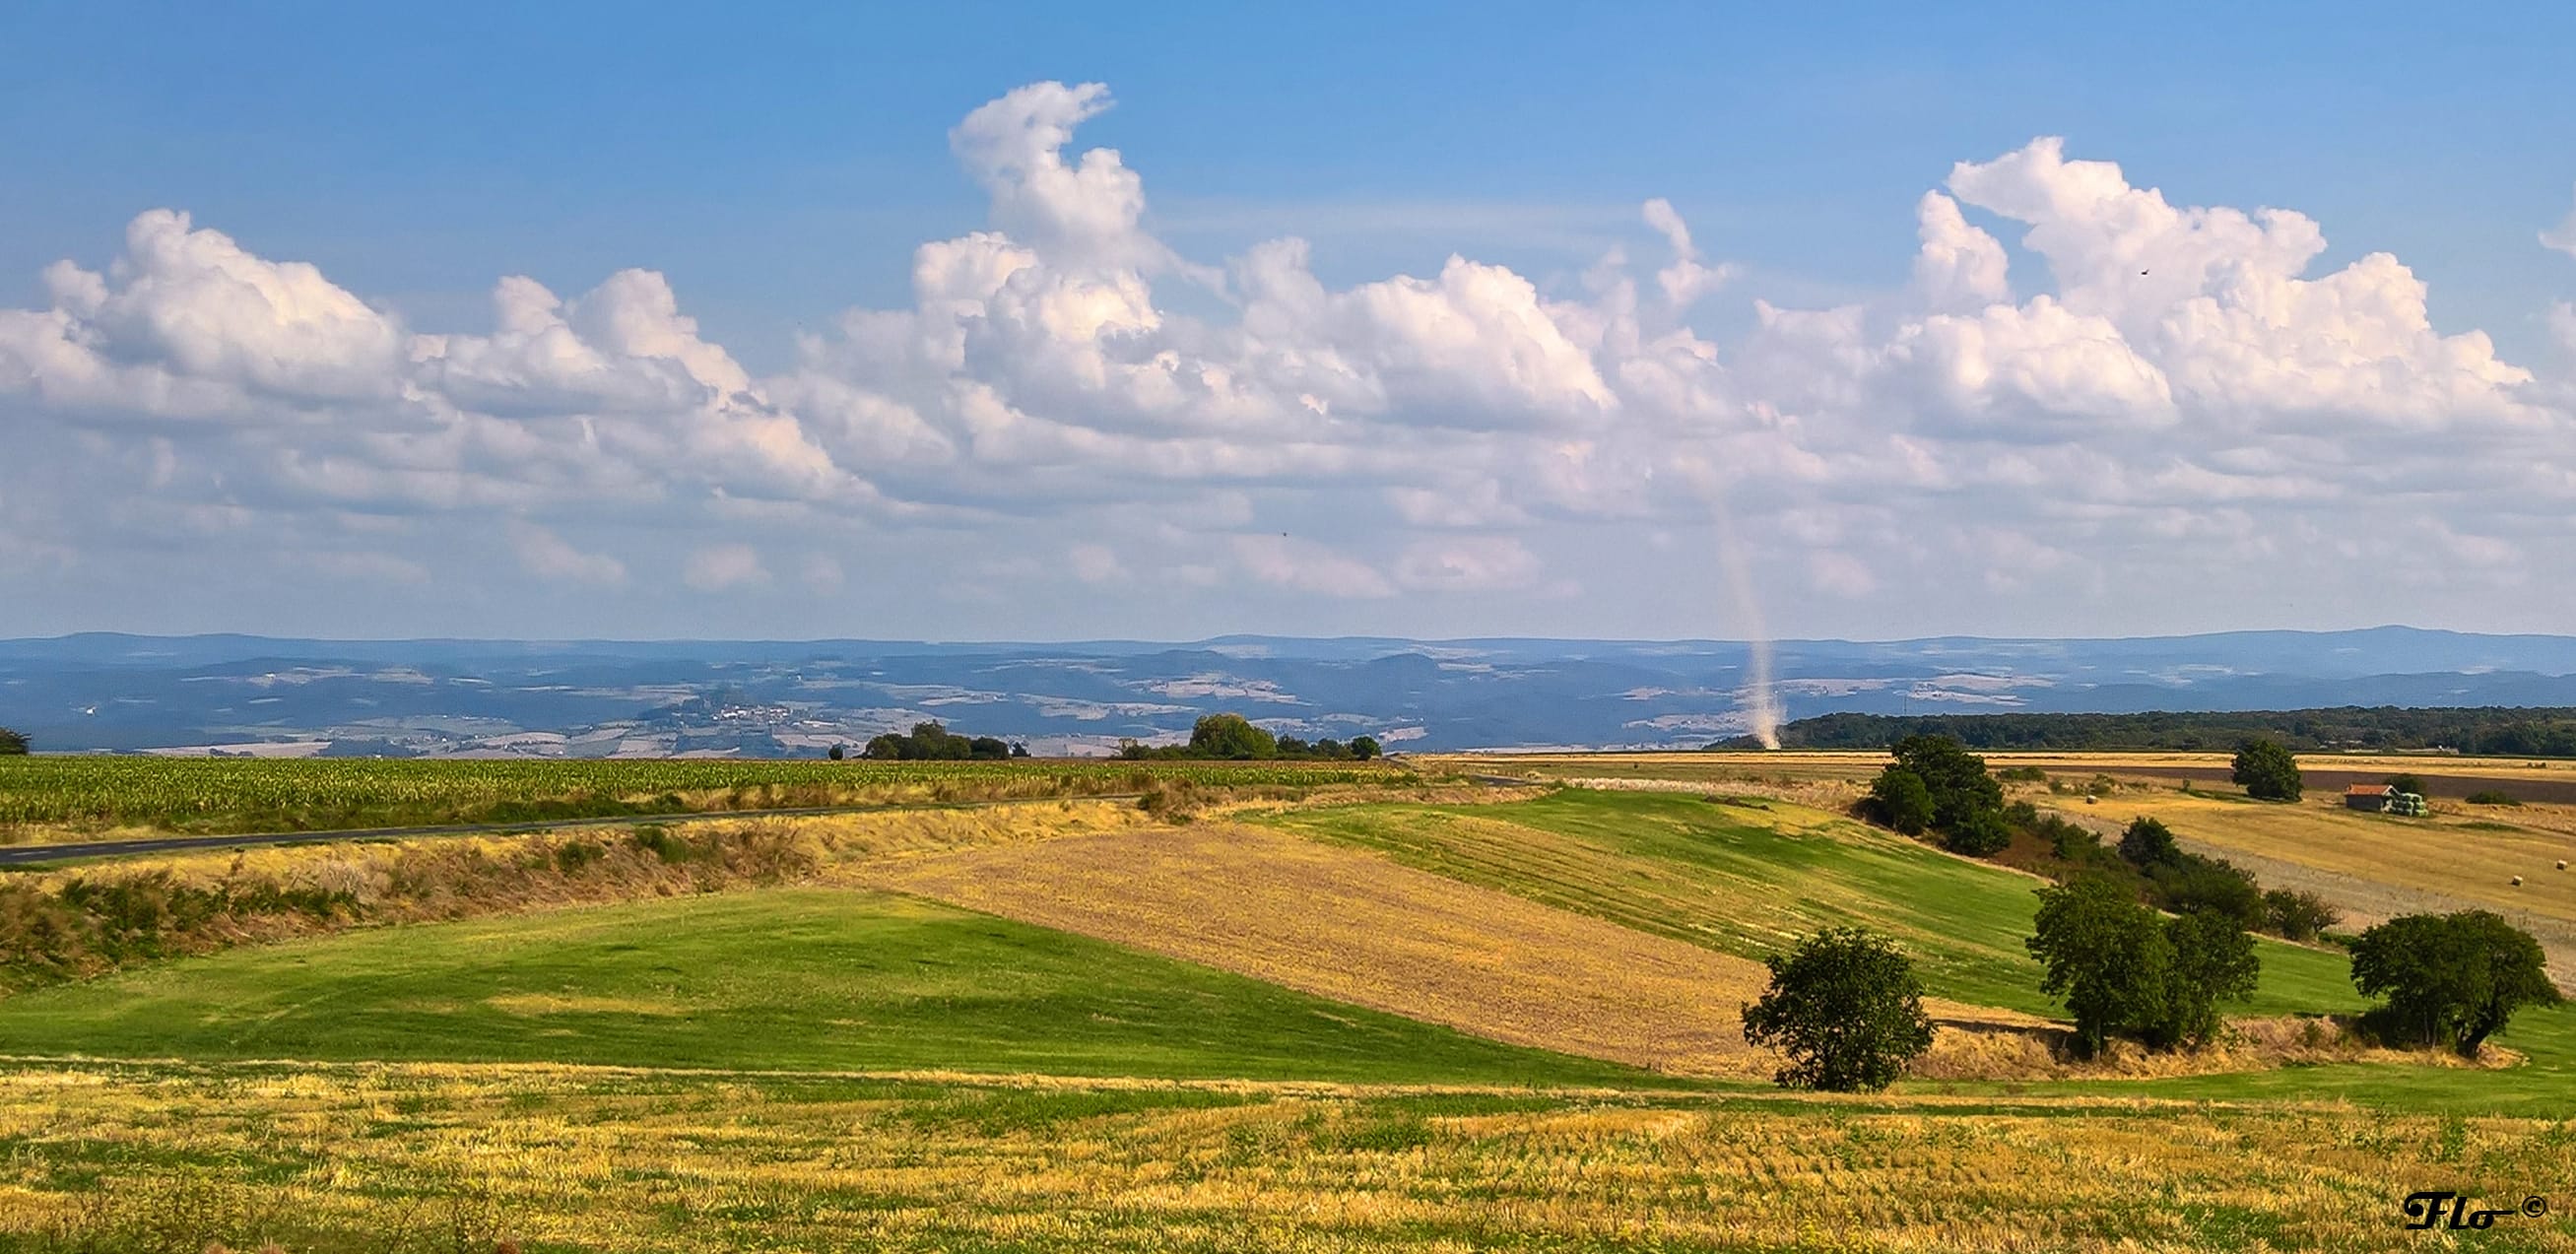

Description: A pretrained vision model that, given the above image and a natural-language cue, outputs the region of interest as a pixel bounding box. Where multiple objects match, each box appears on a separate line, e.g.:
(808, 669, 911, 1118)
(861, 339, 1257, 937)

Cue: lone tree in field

(1740, 926, 1935, 1091)
(2154, 909, 2261, 1049)
(2262, 888, 2340, 943)
(2230, 737, 2302, 801)
(2349, 910, 2559, 1056)
(1188, 713, 1278, 759)
(0, 726, 25, 756)
(1348, 734, 1381, 760)
(2026, 875, 2171, 1058)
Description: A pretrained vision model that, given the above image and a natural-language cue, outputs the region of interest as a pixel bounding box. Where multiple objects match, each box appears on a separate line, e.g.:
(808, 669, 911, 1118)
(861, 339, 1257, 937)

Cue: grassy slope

(1271, 788, 2576, 1113)
(0, 887, 1646, 1089)
(1270, 788, 2357, 1018)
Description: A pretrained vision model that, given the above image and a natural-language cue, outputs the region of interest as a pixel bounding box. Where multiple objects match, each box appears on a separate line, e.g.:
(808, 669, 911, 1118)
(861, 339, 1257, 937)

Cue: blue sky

(4, 3, 2574, 640)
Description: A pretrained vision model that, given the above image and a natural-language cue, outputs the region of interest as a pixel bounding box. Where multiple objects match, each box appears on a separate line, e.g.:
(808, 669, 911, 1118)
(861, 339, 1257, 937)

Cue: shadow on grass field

(0, 887, 1651, 1089)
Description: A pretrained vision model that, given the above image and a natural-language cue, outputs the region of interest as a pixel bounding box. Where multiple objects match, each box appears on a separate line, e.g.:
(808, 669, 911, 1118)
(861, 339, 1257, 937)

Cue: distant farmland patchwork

(1, 754, 2573, 1250)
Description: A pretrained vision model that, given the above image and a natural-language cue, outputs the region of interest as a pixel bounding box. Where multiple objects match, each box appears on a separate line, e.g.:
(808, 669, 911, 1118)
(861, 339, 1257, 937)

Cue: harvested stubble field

(1440, 749, 2576, 800)
(2067, 788, 2576, 983)
(859, 820, 2037, 1078)
(1270, 790, 2361, 1020)
(4, 1061, 2576, 1253)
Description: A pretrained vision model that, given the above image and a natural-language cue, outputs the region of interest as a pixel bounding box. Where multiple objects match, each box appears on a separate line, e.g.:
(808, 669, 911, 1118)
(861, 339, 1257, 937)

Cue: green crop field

(0, 887, 1637, 1088)
(0, 755, 1416, 836)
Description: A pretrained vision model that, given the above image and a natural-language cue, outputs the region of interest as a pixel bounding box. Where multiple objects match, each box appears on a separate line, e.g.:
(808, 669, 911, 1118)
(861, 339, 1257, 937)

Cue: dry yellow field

(5, 1060, 2573, 1254)
(1431, 750, 1891, 785)
(1437, 748, 2576, 782)
(2069, 789, 2576, 979)
(33, 797, 1158, 892)
(858, 822, 1794, 1077)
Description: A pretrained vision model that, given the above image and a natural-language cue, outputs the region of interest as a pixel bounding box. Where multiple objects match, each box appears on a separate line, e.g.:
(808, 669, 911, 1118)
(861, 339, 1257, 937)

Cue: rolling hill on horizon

(6, 626, 2576, 757)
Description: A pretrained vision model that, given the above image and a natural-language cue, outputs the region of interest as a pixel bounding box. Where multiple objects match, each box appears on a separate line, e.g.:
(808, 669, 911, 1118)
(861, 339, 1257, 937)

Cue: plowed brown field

(858, 823, 2033, 1078)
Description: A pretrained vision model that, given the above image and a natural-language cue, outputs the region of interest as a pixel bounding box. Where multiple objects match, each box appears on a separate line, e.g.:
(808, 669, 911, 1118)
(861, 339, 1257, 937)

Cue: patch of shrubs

(1861, 735, 2008, 855)
(629, 824, 690, 864)
(2465, 789, 2522, 807)
(2026, 874, 2259, 1058)
(0, 824, 822, 994)
(1117, 712, 1381, 761)
(2263, 888, 2340, 943)
(0, 872, 355, 986)
(864, 721, 1027, 760)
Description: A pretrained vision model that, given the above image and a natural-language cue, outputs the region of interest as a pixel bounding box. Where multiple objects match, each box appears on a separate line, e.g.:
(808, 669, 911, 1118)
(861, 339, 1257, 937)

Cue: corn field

(0, 757, 1413, 832)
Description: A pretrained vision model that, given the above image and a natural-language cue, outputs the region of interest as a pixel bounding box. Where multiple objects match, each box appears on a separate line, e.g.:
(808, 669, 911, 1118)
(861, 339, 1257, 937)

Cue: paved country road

(0, 796, 1145, 869)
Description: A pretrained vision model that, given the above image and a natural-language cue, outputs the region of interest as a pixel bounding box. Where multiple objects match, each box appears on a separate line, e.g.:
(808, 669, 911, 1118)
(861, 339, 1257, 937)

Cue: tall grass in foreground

(2, 1063, 2572, 1253)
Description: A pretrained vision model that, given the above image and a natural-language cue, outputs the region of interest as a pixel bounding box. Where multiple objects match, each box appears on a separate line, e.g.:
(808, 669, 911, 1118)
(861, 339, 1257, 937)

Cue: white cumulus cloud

(1, 86, 2571, 638)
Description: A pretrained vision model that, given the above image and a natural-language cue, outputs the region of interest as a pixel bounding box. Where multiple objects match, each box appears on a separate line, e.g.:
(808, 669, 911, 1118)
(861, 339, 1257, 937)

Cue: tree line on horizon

(1718, 706, 2576, 756)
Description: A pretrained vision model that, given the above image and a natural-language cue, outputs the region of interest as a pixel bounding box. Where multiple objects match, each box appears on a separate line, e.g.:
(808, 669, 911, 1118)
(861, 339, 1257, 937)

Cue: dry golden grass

(1430, 750, 1891, 785)
(1434, 748, 2576, 784)
(2071, 789, 2576, 981)
(1911, 1016, 2521, 1082)
(24, 798, 1151, 894)
(1991, 751, 2576, 780)
(858, 822, 2038, 1079)
(4, 1059, 2573, 1253)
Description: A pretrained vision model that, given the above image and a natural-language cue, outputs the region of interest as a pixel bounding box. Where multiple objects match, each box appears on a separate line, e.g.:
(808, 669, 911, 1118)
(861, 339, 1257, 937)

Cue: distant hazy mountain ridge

(3, 627, 2574, 757)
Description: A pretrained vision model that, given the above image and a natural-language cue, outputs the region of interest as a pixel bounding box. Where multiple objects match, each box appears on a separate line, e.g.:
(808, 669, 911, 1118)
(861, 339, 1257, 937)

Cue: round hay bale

(2511, 876, 2525, 887)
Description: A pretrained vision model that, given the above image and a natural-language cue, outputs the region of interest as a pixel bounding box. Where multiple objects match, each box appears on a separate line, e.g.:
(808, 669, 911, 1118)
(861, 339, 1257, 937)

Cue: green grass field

(0, 887, 1644, 1089)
